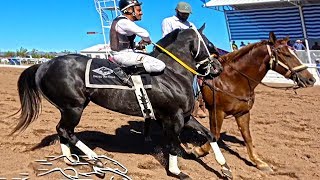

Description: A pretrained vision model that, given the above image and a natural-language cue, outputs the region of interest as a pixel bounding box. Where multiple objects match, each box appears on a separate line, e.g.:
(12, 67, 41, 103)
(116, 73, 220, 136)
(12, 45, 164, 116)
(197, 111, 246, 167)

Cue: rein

(152, 28, 214, 77)
(224, 44, 304, 91)
(203, 80, 253, 103)
(203, 44, 306, 104)
(152, 42, 199, 75)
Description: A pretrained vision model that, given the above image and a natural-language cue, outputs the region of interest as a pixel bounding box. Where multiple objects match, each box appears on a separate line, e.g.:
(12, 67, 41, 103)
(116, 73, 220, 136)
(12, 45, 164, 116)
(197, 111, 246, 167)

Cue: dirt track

(0, 67, 319, 180)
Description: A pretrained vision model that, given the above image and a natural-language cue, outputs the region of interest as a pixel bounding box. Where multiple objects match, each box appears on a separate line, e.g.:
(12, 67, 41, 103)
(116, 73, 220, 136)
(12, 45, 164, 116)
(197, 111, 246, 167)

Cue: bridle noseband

(191, 26, 218, 77)
(267, 44, 307, 78)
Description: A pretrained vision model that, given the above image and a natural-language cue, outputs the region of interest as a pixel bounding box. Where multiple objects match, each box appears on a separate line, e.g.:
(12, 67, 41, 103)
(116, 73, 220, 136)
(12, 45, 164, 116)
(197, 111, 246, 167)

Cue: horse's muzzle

(293, 73, 316, 88)
(209, 57, 223, 78)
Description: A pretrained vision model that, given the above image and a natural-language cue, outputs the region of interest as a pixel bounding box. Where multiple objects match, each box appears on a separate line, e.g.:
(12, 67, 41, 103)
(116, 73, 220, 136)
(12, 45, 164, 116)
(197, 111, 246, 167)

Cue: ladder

(94, 0, 121, 57)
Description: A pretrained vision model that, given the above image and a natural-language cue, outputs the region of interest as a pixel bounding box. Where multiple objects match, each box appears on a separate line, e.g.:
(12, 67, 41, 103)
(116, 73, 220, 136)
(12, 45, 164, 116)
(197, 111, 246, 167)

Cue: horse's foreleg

(163, 111, 191, 179)
(184, 116, 233, 179)
(208, 108, 225, 140)
(235, 113, 273, 172)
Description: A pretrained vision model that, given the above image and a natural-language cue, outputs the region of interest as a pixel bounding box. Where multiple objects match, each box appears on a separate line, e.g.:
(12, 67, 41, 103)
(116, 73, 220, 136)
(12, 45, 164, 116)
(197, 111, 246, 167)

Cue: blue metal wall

(226, 5, 320, 40)
(303, 5, 320, 39)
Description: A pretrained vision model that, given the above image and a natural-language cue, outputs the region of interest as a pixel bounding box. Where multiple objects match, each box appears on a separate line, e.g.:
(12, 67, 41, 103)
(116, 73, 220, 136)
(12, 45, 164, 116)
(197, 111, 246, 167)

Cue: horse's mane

(221, 40, 268, 63)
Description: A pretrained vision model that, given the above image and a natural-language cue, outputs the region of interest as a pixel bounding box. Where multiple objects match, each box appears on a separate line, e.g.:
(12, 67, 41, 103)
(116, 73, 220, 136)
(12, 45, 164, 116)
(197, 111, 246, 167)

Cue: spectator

(293, 39, 306, 50)
(311, 42, 320, 50)
(232, 41, 238, 51)
(162, 1, 195, 37)
(162, 2, 208, 118)
(239, 41, 246, 48)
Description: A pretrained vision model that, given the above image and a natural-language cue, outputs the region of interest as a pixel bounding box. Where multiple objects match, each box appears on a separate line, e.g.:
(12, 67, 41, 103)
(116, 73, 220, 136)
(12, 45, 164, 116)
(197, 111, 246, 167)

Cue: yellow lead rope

(152, 42, 199, 75)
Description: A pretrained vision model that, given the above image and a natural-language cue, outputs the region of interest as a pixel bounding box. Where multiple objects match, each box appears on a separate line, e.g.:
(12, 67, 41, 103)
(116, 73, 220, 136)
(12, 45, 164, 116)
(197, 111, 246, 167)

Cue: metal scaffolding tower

(94, 0, 120, 56)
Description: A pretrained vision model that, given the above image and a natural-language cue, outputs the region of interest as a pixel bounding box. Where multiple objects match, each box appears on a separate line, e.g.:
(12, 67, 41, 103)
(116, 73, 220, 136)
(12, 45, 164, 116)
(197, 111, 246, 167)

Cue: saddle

(85, 58, 156, 120)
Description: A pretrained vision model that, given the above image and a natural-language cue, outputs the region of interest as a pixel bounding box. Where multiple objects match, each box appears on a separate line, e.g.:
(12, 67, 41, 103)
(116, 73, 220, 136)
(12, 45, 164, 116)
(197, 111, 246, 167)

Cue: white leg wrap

(210, 142, 226, 165)
(75, 140, 98, 159)
(60, 144, 77, 163)
(169, 154, 181, 175)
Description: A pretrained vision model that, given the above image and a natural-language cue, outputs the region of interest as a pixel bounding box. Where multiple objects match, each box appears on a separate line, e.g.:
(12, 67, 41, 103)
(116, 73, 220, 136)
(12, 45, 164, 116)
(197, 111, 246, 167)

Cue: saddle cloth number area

(85, 58, 152, 90)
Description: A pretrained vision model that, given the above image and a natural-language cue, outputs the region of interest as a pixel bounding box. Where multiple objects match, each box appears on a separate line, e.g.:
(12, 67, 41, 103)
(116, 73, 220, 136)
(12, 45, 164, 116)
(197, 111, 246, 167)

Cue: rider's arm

(116, 19, 151, 42)
(162, 18, 172, 37)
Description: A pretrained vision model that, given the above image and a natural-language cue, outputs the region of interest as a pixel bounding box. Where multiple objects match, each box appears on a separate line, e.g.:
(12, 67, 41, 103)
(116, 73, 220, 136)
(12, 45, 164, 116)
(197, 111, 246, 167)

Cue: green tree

(4, 51, 15, 57)
(16, 47, 28, 57)
(30, 48, 39, 58)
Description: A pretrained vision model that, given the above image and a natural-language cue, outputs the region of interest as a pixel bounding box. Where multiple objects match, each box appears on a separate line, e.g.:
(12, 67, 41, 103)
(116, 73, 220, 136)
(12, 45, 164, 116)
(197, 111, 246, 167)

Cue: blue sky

(0, 0, 231, 53)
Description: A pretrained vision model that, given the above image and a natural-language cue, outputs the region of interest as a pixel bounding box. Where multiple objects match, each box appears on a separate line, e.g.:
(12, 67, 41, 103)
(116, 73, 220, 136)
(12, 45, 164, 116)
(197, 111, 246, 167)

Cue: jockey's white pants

(112, 49, 166, 73)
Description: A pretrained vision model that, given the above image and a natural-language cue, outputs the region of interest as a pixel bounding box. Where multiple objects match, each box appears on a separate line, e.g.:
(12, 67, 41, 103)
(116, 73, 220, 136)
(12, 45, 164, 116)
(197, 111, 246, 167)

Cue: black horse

(11, 25, 232, 179)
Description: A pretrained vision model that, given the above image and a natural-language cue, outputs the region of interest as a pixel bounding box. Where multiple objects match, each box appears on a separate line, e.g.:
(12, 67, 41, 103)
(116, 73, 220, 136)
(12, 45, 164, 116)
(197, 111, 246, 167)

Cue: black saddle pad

(85, 58, 152, 89)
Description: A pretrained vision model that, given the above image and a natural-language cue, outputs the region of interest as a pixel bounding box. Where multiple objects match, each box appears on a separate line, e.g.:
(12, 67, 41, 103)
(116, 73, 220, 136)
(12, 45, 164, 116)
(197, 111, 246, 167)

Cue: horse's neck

(223, 45, 269, 89)
(157, 43, 195, 80)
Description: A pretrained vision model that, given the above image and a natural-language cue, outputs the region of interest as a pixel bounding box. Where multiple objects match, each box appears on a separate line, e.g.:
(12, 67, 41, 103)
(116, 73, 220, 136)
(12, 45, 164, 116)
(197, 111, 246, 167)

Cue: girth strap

(131, 75, 156, 120)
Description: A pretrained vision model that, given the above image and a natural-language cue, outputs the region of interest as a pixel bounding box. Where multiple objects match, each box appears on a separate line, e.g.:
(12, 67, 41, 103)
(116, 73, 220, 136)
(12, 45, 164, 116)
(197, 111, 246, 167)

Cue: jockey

(110, 0, 165, 85)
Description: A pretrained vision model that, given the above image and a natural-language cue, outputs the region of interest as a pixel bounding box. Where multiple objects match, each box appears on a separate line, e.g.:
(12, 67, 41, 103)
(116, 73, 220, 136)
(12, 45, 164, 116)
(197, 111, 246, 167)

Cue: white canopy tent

(202, 0, 320, 85)
(202, 0, 320, 64)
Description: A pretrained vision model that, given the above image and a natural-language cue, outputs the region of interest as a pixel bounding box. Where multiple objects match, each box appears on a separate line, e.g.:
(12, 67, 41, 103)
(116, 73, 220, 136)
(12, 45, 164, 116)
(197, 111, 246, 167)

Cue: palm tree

(4, 51, 15, 57)
(16, 47, 28, 57)
(31, 48, 41, 58)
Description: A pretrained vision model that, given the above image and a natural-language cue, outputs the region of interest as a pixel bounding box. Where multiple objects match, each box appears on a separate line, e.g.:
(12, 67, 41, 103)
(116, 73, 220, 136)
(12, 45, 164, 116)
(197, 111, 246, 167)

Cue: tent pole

(298, 5, 312, 64)
(224, 11, 233, 51)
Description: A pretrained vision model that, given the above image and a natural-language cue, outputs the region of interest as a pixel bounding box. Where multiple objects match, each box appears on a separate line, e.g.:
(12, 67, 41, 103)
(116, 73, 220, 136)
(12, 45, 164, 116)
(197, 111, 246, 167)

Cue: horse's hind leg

(184, 116, 232, 178)
(56, 107, 84, 164)
(235, 112, 273, 172)
(57, 105, 101, 166)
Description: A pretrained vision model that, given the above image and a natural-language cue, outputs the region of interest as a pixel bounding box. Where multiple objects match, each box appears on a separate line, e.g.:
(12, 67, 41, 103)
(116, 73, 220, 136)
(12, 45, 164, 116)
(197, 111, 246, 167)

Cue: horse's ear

(198, 23, 206, 33)
(269, 32, 277, 44)
(284, 36, 290, 42)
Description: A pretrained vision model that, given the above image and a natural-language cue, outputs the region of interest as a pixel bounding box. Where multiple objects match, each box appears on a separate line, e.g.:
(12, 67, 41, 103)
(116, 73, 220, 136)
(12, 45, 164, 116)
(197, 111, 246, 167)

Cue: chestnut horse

(189, 32, 316, 172)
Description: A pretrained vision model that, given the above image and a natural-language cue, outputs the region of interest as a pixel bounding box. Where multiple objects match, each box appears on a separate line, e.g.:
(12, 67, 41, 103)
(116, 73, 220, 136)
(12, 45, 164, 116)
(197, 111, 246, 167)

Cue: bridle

(267, 44, 307, 78)
(191, 26, 219, 77)
(203, 43, 308, 105)
(153, 27, 219, 77)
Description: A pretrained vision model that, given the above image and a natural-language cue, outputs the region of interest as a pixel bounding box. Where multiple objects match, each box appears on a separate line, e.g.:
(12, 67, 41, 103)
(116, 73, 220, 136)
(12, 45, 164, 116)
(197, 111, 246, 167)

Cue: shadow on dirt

(30, 120, 161, 154)
(29, 120, 252, 177)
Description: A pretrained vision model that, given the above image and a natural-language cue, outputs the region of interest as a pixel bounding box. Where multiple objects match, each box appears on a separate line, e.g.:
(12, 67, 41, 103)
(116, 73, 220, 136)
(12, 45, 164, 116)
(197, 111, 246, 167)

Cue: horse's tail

(10, 64, 42, 135)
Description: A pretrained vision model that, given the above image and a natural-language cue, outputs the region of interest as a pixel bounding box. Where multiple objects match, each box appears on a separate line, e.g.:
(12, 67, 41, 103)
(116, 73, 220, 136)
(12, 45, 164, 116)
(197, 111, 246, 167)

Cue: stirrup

(113, 68, 133, 87)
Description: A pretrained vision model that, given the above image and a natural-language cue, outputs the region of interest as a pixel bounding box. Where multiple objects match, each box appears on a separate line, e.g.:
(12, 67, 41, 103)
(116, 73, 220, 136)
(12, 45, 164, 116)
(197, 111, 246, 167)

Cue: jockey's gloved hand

(139, 38, 151, 45)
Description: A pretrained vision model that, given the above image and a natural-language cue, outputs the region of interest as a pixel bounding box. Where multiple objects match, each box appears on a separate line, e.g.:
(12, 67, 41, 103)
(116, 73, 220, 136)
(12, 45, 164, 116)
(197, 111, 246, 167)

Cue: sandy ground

(0, 67, 319, 180)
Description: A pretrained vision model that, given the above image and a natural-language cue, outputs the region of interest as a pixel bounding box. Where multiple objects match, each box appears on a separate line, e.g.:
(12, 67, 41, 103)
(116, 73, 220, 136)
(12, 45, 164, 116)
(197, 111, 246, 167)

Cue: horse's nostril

(308, 77, 316, 85)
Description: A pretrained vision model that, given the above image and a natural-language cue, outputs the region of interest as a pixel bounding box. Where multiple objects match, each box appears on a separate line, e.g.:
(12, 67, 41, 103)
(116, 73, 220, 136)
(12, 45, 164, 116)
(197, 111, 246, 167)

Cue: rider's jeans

(112, 49, 165, 73)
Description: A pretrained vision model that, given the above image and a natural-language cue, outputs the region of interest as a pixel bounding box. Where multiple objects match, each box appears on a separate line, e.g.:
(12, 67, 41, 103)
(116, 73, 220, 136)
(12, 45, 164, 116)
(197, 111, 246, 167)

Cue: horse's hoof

(178, 172, 192, 180)
(257, 165, 273, 173)
(94, 159, 104, 168)
(221, 164, 233, 179)
(95, 172, 105, 179)
(168, 172, 192, 180)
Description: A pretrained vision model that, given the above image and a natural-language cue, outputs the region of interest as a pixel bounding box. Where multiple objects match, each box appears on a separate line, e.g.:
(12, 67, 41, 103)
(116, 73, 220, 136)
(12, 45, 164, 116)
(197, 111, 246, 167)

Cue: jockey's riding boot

(124, 63, 148, 75)
(113, 67, 133, 87)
